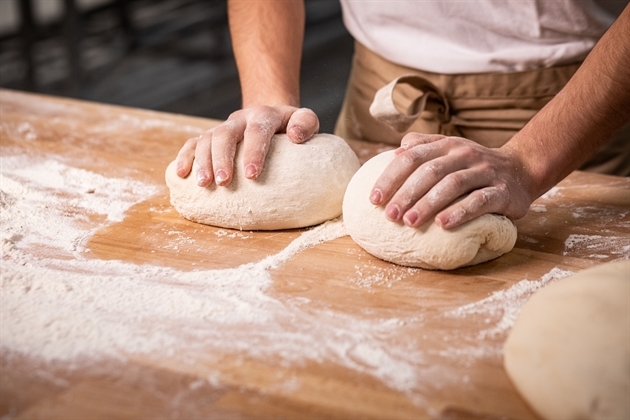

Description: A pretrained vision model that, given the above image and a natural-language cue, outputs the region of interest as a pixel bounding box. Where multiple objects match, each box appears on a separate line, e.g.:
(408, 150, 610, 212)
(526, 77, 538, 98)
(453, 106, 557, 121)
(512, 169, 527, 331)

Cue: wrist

(500, 137, 548, 203)
(242, 91, 299, 109)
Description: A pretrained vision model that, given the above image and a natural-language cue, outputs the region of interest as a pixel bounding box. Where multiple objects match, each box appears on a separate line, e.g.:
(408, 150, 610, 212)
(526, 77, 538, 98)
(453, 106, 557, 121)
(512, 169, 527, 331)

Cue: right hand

(369, 133, 534, 230)
(175, 105, 319, 187)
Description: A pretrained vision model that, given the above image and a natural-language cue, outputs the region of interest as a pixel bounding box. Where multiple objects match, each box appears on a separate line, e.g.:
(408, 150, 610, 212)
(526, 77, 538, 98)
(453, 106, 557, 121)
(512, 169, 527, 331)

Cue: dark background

(0, 0, 354, 133)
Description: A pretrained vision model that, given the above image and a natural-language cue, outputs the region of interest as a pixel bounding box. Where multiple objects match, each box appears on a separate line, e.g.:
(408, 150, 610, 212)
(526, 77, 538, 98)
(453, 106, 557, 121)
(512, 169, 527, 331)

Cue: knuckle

(483, 164, 497, 180)
(424, 188, 442, 208)
(443, 172, 465, 192)
(493, 185, 511, 212)
(245, 147, 267, 166)
(250, 105, 278, 120)
(245, 113, 279, 135)
(470, 189, 491, 208)
(397, 149, 421, 168)
(228, 109, 244, 120)
(495, 183, 509, 198)
(257, 105, 273, 113)
(373, 174, 393, 192)
(422, 161, 443, 180)
(401, 132, 422, 145)
(453, 145, 476, 161)
(211, 125, 227, 139)
(246, 120, 275, 136)
(440, 136, 456, 148)
(397, 184, 418, 208)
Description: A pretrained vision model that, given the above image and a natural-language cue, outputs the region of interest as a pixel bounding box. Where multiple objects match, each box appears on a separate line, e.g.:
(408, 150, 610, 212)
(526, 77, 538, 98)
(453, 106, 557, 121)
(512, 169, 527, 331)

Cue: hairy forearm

(228, 0, 305, 108)
(504, 4, 630, 199)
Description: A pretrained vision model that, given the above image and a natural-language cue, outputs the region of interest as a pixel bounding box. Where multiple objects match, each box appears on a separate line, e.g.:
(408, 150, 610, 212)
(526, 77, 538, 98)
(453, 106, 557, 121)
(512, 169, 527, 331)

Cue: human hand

(175, 105, 319, 186)
(368, 133, 535, 229)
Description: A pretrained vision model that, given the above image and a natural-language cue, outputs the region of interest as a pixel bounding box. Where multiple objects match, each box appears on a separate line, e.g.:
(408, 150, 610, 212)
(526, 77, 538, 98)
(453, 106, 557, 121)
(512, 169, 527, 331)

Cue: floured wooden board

(1, 89, 629, 419)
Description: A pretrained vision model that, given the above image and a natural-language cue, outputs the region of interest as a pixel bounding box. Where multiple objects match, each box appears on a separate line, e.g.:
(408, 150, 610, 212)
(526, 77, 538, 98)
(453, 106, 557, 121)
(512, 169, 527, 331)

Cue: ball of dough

(165, 134, 360, 230)
(504, 260, 630, 420)
(342, 150, 517, 270)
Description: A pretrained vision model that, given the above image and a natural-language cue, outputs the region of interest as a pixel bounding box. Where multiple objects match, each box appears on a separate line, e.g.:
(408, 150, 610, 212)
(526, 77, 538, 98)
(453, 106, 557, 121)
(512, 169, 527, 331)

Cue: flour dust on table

(0, 153, 437, 398)
(1, 151, 549, 407)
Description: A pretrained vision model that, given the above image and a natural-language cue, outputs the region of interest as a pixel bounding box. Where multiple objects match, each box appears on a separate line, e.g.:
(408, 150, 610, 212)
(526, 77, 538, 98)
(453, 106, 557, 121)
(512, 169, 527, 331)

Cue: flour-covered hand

(369, 133, 535, 229)
(175, 105, 319, 187)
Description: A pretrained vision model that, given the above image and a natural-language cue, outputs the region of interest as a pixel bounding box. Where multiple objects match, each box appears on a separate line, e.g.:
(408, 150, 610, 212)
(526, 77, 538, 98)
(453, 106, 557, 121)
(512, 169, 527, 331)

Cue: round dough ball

(165, 133, 360, 230)
(342, 150, 517, 270)
(504, 261, 630, 419)
(504, 260, 630, 420)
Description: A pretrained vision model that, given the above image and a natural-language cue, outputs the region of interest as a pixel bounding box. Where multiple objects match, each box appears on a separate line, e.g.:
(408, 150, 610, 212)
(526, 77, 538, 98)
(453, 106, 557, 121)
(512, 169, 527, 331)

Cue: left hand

(175, 106, 318, 187)
(368, 133, 535, 229)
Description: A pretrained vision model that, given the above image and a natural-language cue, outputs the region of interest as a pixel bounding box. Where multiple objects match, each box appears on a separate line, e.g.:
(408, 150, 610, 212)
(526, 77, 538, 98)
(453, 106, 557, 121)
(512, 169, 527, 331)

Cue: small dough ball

(165, 133, 360, 230)
(342, 150, 517, 270)
(504, 260, 630, 420)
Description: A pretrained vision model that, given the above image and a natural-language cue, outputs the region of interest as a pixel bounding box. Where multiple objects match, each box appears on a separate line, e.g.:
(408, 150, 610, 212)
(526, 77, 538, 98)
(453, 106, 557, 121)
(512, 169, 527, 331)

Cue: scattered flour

(530, 204, 547, 213)
(349, 264, 417, 289)
(16, 122, 37, 141)
(2, 151, 626, 404)
(1, 155, 159, 255)
(99, 113, 205, 135)
(539, 187, 562, 200)
(214, 229, 253, 240)
(0, 154, 424, 395)
(564, 234, 630, 259)
(446, 267, 574, 340)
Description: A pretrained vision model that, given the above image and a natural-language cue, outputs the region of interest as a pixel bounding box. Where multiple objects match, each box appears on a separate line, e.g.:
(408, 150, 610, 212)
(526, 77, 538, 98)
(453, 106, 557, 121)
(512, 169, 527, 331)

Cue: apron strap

(369, 74, 526, 133)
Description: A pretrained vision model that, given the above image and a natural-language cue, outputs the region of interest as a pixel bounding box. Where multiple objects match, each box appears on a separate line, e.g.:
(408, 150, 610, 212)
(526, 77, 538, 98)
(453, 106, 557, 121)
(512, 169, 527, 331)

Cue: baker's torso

(340, 0, 626, 73)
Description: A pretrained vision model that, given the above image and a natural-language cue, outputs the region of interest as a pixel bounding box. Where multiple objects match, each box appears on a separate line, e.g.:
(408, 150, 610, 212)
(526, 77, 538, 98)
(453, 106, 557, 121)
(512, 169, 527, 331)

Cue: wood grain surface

(1, 89, 629, 419)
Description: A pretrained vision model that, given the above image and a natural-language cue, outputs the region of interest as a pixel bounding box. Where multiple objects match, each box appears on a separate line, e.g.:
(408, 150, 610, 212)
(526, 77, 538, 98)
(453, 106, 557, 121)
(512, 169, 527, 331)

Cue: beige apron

(335, 41, 630, 176)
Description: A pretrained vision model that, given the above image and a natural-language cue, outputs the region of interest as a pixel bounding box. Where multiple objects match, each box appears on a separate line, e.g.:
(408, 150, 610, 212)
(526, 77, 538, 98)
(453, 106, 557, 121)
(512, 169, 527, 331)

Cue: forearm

(228, 0, 305, 108)
(504, 4, 630, 199)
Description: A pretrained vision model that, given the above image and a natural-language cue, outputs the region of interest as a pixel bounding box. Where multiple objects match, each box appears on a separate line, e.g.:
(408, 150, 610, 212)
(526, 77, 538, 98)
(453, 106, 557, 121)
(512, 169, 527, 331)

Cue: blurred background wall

(0, 0, 354, 133)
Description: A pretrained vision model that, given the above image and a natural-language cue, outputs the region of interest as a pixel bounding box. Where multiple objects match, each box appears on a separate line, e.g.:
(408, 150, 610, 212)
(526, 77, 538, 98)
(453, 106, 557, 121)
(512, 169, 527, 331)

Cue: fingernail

(196, 170, 208, 186)
(404, 210, 418, 226)
(370, 189, 382, 204)
(215, 169, 228, 184)
(245, 164, 258, 179)
(436, 215, 449, 229)
(288, 126, 305, 142)
(386, 204, 400, 221)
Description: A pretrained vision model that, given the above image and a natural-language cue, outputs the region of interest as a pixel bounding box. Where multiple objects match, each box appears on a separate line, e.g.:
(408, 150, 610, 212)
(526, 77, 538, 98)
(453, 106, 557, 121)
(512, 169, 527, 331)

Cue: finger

(286, 108, 319, 143)
(385, 156, 468, 223)
(396, 133, 446, 154)
(401, 164, 498, 227)
(211, 119, 245, 186)
(370, 144, 444, 206)
(175, 135, 200, 178)
(193, 131, 214, 187)
(241, 110, 284, 180)
(435, 186, 509, 229)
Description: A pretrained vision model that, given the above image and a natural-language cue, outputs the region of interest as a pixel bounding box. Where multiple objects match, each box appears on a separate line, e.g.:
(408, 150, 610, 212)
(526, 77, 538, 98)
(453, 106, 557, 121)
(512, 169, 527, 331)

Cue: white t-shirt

(340, 0, 625, 74)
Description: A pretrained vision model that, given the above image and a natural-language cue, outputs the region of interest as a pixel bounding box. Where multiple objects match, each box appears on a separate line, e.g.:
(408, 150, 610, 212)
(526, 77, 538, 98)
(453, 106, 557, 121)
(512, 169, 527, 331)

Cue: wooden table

(1, 89, 628, 419)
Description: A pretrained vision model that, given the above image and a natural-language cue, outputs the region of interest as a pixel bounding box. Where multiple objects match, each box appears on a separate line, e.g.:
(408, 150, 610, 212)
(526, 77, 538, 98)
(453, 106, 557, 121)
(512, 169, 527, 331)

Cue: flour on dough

(504, 260, 630, 420)
(165, 133, 360, 230)
(342, 150, 517, 270)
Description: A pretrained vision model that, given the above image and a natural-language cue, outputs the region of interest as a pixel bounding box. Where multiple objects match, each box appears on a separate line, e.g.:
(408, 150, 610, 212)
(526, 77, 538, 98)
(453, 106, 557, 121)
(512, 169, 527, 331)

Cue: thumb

(286, 108, 319, 143)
